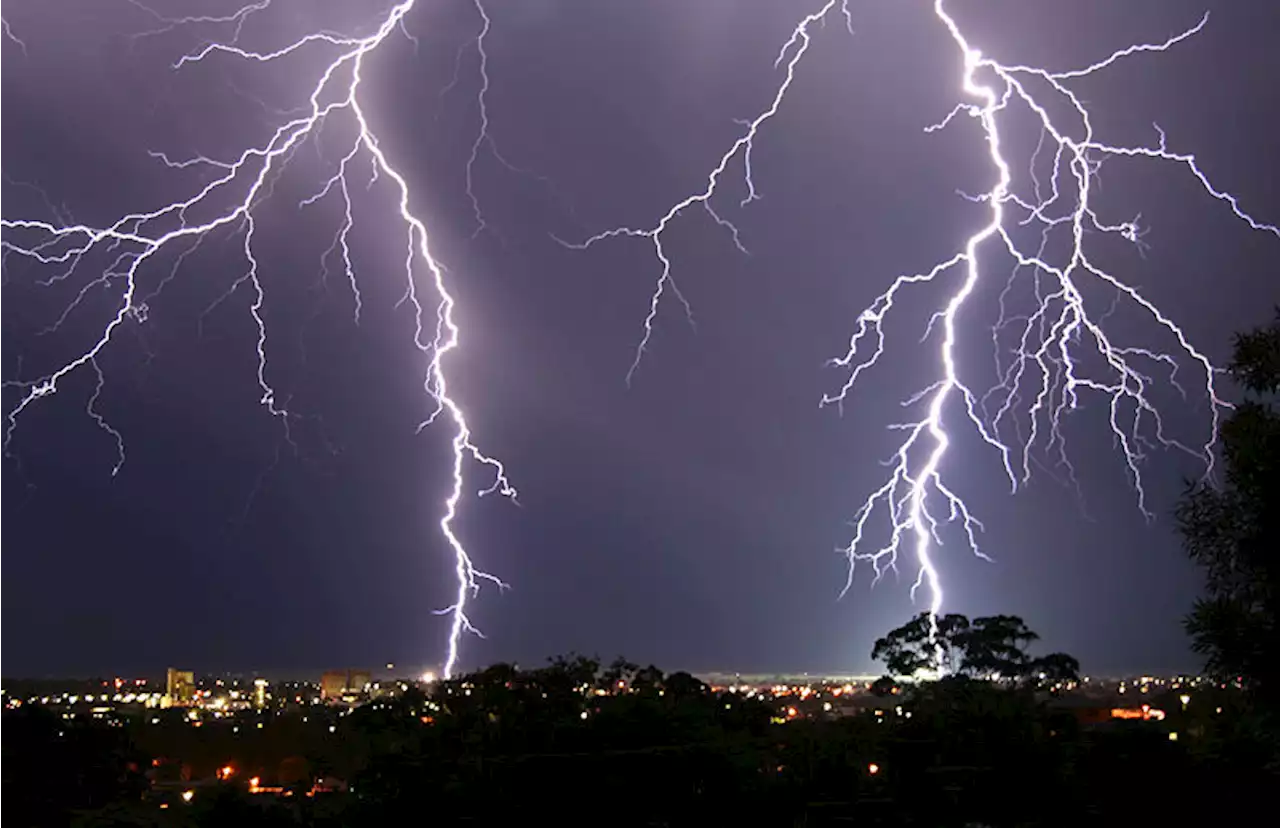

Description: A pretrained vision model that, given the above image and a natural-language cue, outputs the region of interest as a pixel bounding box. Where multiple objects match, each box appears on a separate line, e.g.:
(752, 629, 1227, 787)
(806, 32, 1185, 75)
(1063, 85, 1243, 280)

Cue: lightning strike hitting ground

(566, 1, 1278, 660)
(0, 0, 515, 679)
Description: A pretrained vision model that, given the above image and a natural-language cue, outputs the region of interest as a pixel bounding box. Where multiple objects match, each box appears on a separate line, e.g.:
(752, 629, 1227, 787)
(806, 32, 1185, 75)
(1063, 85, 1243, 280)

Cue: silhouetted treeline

(1178, 312, 1280, 725)
(5, 652, 1278, 827)
(2, 704, 149, 827)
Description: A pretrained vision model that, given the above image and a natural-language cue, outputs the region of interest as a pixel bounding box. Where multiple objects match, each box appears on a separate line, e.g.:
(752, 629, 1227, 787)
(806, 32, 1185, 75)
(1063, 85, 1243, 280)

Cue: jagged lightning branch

(565, 1, 1278, 655)
(2, 17, 27, 56)
(453, 0, 570, 243)
(1, 0, 515, 679)
(557, 0, 854, 387)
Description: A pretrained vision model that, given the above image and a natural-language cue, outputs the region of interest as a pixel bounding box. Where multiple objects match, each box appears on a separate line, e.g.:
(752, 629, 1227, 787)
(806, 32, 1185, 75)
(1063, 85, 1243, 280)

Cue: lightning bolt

(2, 17, 27, 56)
(566, 1, 1277, 658)
(1, 0, 515, 679)
(557, 0, 854, 387)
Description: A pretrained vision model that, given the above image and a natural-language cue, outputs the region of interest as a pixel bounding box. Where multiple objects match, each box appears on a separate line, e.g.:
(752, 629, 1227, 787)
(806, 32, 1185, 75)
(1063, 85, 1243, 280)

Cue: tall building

(165, 669, 195, 707)
(253, 678, 268, 710)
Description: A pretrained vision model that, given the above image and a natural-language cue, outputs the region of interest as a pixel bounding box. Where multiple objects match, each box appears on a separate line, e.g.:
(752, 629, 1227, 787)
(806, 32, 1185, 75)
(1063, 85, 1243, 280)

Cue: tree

(3, 706, 149, 825)
(959, 615, 1040, 679)
(600, 656, 638, 691)
(871, 612, 970, 676)
(631, 664, 665, 694)
(1177, 312, 1280, 706)
(869, 675, 898, 697)
(872, 611, 1078, 686)
(663, 671, 708, 700)
(1027, 652, 1081, 690)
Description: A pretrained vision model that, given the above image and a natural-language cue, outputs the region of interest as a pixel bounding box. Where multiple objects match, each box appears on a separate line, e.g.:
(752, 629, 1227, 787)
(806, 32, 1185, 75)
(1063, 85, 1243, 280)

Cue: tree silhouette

(869, 675, 898, 697)
(871, 612, 971, 676)
(3, 706, 149, 825)
(664, 671, 707, 700)
(872, 611, 1078, 686)
(1027, 652, 1081, 689)
(631, 665, 665, 695)
(1177, 312, 1280, 708)
(601, 656, 639, 690)
(958, 615, 1040, 679)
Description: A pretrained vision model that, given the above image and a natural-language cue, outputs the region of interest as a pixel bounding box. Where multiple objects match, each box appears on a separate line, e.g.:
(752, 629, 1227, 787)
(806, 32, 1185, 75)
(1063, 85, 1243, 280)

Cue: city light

(3, 664, 1242, 807)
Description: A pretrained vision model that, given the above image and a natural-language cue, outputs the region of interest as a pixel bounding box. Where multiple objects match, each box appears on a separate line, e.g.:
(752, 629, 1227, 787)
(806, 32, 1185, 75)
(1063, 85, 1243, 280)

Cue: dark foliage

(3, 705, 149, 826)
(1177, 313, 1280, 709)
(17, 647, 1275, 828)
(871, 611, 1079, 687)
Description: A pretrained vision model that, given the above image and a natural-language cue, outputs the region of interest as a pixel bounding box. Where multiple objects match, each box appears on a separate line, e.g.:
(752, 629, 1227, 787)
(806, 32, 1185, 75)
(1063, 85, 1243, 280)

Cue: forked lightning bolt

(1, 0, 515, 679)
(566, 1, 1278, 657)
(558, 1, 854, 387)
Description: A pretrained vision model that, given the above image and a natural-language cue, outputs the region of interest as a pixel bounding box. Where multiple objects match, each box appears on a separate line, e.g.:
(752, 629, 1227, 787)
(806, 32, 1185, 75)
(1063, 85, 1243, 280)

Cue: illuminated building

(165, 669, 195, 708)
(320, 671, 347, 700)
(320, 670, 372, 701)
(254, 679, 268, 710)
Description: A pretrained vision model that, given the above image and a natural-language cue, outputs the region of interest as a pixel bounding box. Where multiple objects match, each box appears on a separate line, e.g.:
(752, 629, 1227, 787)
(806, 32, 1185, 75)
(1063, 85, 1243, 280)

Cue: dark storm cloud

(3, 0, 1277, 678)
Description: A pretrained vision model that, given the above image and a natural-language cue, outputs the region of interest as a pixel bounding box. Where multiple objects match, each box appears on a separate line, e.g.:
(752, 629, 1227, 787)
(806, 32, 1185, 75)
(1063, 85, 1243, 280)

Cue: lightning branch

(564, 0, 1278, 660)
(1, 0, 514, 679)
